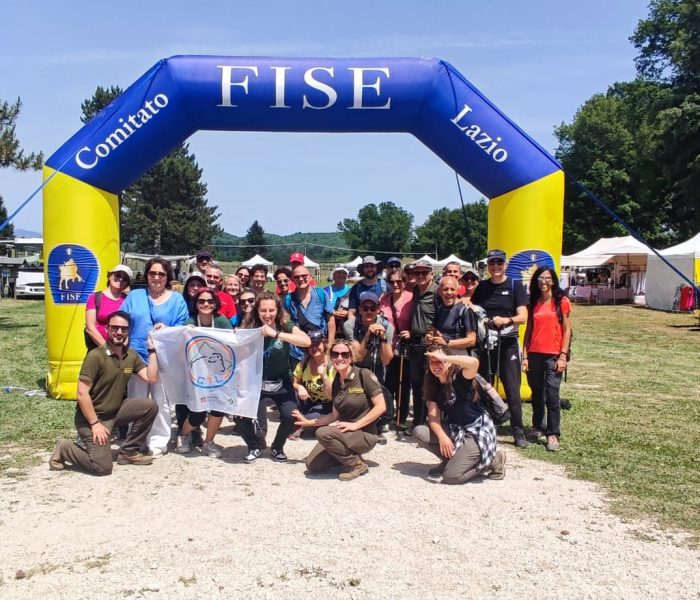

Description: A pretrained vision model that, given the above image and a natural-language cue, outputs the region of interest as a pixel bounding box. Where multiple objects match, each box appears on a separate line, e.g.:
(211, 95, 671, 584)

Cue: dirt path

(0, 422, 697, 599)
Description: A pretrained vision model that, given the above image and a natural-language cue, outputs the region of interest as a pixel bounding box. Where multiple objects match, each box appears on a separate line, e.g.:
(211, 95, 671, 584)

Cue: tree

(337, 201, 414, 254)
(413, 200, 488, 262)
(244, 220, 267, 258)
(0, 97, 44, 237)
(81, 87, 222, 253)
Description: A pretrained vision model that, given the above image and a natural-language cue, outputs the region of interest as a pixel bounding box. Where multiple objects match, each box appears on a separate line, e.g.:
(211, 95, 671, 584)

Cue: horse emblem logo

(59, 258, 84, 289)
(186, 335, 236, 389)
(47, 244, 99, 305)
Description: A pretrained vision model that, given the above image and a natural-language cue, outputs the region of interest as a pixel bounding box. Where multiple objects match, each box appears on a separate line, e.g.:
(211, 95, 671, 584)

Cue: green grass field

(1, 299, 698, 539)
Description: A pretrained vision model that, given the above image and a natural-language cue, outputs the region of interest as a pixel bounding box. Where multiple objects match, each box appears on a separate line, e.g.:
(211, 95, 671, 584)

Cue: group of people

(50, 248, 572, 484)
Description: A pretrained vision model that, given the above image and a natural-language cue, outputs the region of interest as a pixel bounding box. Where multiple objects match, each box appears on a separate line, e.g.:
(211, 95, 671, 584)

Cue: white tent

(435, 253, 473, 268)
(241, 254, 273, 267)
(561, 235, 654, 268)
(301, 255, 319, 268)
(415, 254, 440, 266)
(645, 233, 700, 311)
(343, 256, 363, 269)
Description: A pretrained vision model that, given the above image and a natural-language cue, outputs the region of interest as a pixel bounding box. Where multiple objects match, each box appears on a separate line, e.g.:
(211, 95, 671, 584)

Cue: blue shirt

(347, 279, 387, 310)
(285, 287, 334, 335)
(323, 284, 352, 309)
(121, 289, 189, 361)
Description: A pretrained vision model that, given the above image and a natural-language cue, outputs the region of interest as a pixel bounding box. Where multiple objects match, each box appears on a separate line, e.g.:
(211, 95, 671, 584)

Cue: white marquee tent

(645, 233, 700, 311)
(241, 254, 273, 267)
(435, 253, 473, 268)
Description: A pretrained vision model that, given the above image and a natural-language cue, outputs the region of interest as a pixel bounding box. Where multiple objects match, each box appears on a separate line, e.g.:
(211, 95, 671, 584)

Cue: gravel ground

(0, 417, 698, 599)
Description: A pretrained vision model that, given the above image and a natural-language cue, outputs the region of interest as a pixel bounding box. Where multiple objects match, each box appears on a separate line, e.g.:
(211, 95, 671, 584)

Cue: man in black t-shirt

(471, 249, 529, 448)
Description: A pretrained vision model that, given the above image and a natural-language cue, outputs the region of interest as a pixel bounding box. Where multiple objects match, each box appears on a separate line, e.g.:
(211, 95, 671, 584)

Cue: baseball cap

(386, 256, 401, 267)
(412, 259, 433, 271)
(185, 272, 206, 287)
(289, 252, 305, 264)
(486, 249, 507, 262)
(359, 291, 380, 305)
(308, 330, 326, 345)
(461, 267, 480, 280)
(196, 251, 213, 261)
(332, 266, 349, 274)
(110, 264, 133, 280)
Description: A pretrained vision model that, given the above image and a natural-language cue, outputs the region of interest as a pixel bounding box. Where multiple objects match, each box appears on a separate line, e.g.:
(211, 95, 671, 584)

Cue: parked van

(15, 267, 45, 299)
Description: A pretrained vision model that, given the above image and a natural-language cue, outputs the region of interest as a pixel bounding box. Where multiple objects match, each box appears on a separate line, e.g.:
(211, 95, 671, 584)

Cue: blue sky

(1, 0, 649, 237)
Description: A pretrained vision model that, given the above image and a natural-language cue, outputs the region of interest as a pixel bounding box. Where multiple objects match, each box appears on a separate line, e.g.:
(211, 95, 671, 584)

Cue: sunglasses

(389, 280, 404, 286)
(415, 270, 431, 276)
(293, 274, 309, 280)
(277, 279, 290, 285)
(108, 325, 129, 332)
(330, 351, 351, 360)
(148, 270, 166, 278)
(111, 272, 130, 282)
(240, 297, 256, 305)
(537, 277, 553, 283)
(463, 276, 479, 282)
(488, 259, 505, 266)
(361, 304, 378, 312)
(197, 298, 215, 305)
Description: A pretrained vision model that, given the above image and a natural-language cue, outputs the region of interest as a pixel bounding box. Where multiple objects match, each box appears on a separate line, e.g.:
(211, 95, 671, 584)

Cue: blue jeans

(526, 353, 561, 437)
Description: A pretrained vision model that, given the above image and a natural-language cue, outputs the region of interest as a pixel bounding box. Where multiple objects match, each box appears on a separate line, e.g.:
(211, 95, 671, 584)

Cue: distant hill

(212, 231, 352, 264)
(14, 228, 42, 238)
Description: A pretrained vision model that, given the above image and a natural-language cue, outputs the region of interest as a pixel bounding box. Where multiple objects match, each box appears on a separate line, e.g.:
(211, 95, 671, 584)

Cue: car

(15, 268, 45, 299)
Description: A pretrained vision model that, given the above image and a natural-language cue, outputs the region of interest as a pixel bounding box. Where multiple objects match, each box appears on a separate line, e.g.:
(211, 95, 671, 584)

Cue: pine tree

(244, 220, 267, 258)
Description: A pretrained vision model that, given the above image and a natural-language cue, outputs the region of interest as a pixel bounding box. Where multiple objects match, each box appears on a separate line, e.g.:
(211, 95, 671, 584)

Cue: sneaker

(546, 435, 560, 452)
(528, 428, 545, 443)
(202, 441, 222, 458)
(427, 461, 447, 483)
(244, 448, 261, 463)
(48, 441, 64, 471)
(117, 452, 154, 466)
(176, 435, 192, 454)
(376, 433, 387, 445)
(513, 430, 529, 449)
(271, 448, 288, 462)
(148, 447, 166, 458)
(191, 429, 204, 448)
(488, 450, 506, 480)
(339, 459, 368, 481)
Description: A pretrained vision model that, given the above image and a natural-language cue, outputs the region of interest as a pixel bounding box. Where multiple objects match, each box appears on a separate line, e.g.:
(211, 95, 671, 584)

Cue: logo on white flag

(186, 336, 236, 389)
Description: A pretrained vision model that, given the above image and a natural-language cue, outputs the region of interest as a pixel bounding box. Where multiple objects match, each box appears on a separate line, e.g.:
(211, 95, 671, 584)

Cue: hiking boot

(546, 435, 560, 452)
(117, 452, 154, 466)
(513, 429, 529, 449)
(48, 442, 64, 471)
(176, 435, 192, 454)
(148, 447, 166, 458)
(271, 448, 288, 462)
(488, 450, 506, 480)
(191, 429, 204, 448)
(427, 460, 448, 483)
(338, 459, 368, 481)
(244, 448, 261, 463)
(202, 441, 222, 458)
(376, 433, 387, 445)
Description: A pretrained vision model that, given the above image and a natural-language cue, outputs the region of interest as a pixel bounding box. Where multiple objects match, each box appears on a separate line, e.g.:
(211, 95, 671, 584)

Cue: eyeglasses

(108, 325, 129, 332)
(197, 298, 215, 305)
(415, 270, 431, 276)
(293, 274, 309, 280)
(148, 270, 166, 278)
(463, 276, 479, 282)
(330, 351, 351, 359)
(488, 259, 505, 266)
(361, 304, 378, 312)
(240, 297, 256, 305)
(389, 280, 404, 286)
(537, 277, 553, 283)
(277, 279, 290, 285)
(111, 272, 129, 282)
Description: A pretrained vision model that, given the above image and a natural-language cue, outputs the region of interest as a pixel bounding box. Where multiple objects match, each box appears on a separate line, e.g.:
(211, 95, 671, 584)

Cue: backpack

(84, 291, 103, 351)
(554, 295, 573, 361)
(469, 304, 495, 354)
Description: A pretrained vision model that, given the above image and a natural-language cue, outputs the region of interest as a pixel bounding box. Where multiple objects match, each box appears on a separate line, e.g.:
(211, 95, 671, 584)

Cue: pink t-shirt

(379, 290, 414, 333)
(86, 292, 126, 341)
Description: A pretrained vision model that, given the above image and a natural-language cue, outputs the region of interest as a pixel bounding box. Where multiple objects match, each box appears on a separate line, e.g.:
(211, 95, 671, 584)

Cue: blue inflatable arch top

(47, 56, 560, 197)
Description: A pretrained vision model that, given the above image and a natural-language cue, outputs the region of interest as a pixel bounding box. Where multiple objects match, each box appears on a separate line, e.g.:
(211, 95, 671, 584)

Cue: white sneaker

(148, 447, 166, 459)
(202, 441, 222, 458)
(176, 435, 192, 454)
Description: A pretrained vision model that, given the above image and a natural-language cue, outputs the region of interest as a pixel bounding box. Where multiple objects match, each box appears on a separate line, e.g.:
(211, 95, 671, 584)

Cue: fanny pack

(261, 379, 284, 393)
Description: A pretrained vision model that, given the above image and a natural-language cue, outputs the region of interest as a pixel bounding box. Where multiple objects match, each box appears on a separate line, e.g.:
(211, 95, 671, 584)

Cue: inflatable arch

(43, 56, 564, 398)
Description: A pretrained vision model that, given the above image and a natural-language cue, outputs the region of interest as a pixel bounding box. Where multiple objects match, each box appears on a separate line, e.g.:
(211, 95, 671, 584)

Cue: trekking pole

(494, 327, 502, 390)
(396, 350, 405, 436)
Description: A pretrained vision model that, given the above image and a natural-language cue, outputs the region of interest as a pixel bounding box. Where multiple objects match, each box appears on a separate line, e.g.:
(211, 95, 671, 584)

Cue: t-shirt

(410, 282, 438, 339)
(79, 345, 146, 416)
(433, 302, 475, 341)
(434, 371, 484, 426)
(216, 291, 236, 319)
(293, 361, 336, 403)
(528, 296, 571, 355)
(379, 290, 413, 333)
(285, 288, 334, 335)
(263, 320, 295, 380)
(347, 279, 387, 310)
(470, 277, 528, 338)
(323, 284, 352, 309)
(331, 366, 383, 434)
(85, 291, 126, 341)
(185, 314, 233, 329)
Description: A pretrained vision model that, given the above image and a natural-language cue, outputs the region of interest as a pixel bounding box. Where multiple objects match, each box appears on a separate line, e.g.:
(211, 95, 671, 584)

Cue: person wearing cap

(289, 252, 316, 286)
(195, 251, 213, 274)
(459, 268, 480, 305)
(470, 249, 529, 448)
(182, 272, 207, 316)
(204, 264, 236, 319)
(323, 266, 352, 336)
(84, 263, 133, 351)
(347, 256, 387, 318)
(386, 256, 402, 279)
(408, 259, 438, 429)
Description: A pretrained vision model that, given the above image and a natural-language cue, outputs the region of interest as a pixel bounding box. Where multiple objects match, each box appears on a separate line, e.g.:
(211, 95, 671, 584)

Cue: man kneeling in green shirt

(49, 311, 159, 475)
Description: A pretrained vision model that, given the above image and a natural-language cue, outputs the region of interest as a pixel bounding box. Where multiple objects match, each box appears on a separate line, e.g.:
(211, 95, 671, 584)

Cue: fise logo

(47, 244, 99, 305)
(506, 249, 555, 292)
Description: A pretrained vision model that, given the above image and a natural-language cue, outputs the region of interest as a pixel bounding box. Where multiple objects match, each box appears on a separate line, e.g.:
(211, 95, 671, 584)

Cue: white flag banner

(152, 326, 264, 419)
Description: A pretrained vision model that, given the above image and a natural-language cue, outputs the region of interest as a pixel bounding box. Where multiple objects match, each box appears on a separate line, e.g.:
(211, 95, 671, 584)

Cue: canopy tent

(645, 232, 700, 311)
(241, 254, 273, 267)
(300, 255, 319, 268)
(343, 256, 363, 269)
(415, 254, 440, 266)
(561, 235, 654, 268)
(434, 253, 473, 268)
